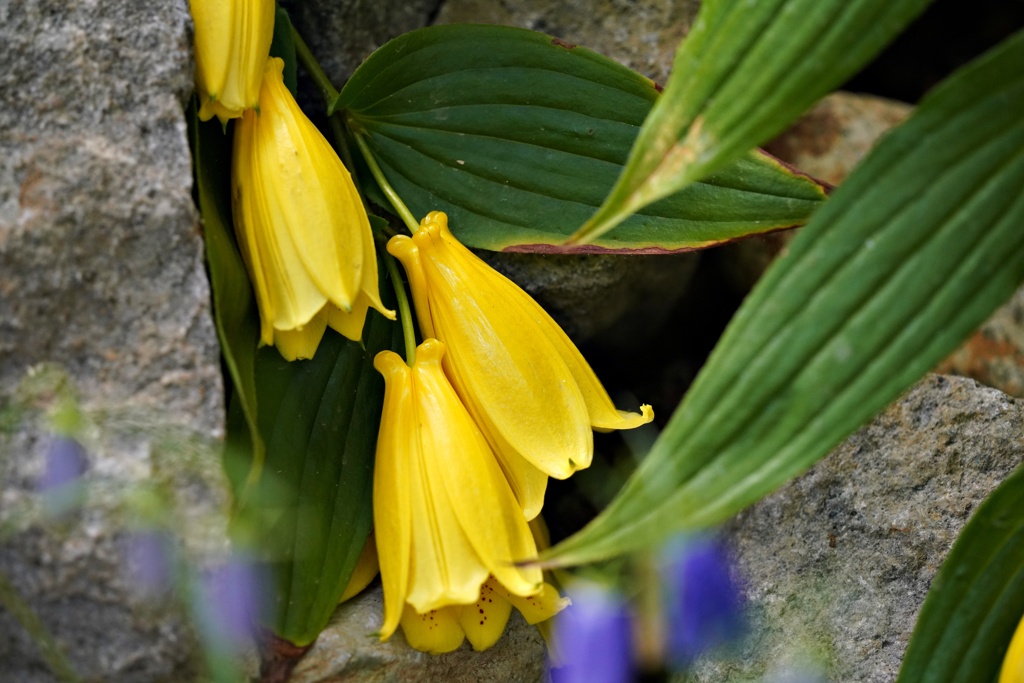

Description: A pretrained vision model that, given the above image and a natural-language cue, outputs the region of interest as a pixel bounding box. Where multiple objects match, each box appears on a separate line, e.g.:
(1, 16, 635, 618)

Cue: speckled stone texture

(287, 585, 547, 683)
(0, 0, 225, 680)
(436, 0, 700, 85)
(692, 375, 1024, 682)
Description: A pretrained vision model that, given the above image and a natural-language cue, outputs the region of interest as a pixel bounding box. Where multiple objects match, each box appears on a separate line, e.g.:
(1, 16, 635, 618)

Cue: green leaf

(269, 4, 298, 97)
(190, 109, 264, 486)
(237, 300, 397, 645)
(896, 464, 1024, 683)
(336, 24, 826, 253)
(572, 0, 934, 244)
(191, 98, 397, 645)
(542, 30, 1024, 566)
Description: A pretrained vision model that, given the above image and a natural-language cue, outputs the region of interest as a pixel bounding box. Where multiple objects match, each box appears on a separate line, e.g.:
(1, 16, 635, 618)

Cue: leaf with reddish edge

(335, 24, 827, 253)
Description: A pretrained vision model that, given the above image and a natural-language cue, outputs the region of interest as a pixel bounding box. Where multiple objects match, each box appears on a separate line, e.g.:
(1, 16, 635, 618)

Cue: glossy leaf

(896, 464, 1024, 683)
(542, 30, 1024, 566)
(239, 308, 396, 645)
(572, 0, 934, 244)
(335, 24, 826, 253)
(191, 110, 264, 483)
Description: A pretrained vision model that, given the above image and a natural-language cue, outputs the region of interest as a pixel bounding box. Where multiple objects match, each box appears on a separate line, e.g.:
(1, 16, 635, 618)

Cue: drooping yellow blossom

(373, 339, 545, 649)
(1000, 613, 1024, 682)
(401, 577, 569, 654)
(232, 58, 394, 360)
(387, 212, 654, 519)
(338, 532, 379, 604)
(190, 0, 275, 122)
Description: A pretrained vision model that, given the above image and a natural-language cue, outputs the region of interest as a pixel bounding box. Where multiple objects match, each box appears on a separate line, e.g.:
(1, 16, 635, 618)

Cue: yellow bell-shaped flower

(1001, 613, 1024, 683)
(190, 0, 275, 122)
(387, 212, 653, 519)
(232, 58, 394, 360)
(373, 339, 544, 647)
(400, 577, 568, 655)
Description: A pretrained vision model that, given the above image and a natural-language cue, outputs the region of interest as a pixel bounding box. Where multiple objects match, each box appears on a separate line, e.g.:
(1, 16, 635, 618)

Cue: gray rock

(0, 0, 225, 681)
(279, 0, 442, 92)
(436, 0, 700, 85)
(692, 375, 1024, 682)
(937, 285, 1024, 399)
(289, 585, 547, 683)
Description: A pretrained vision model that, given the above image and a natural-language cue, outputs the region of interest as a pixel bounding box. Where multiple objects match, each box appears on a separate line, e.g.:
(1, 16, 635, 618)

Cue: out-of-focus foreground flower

(1001, 612, 1024, 683)
(549, 581, 634, 683)
(193, 554, 269, 655)
(387, 212, 653, 519)
(373, 339, 558, 653)
(37, 435, 88, 516)
(660, 534, 745, 667)
(232, 58, 393, 360)
(190, 0, 275, 122)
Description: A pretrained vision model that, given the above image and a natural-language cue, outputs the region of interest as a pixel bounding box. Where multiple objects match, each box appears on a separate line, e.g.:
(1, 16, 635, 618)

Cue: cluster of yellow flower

(190, 0, 653, 655)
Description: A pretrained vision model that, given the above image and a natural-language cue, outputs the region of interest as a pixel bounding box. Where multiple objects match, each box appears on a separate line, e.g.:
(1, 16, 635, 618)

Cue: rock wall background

(1, 1, 1022, 682)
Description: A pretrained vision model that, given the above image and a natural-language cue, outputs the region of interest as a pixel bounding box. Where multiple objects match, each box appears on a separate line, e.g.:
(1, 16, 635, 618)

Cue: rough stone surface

(0, 0, 226, 681)
(720, 91, 914, 294)
(436, 0, 700, 85)
(692, 375, 1024, 682)
(288, 585, 547, 683)
(937, 286, 1024, 399)
(280, 0, 442, 93)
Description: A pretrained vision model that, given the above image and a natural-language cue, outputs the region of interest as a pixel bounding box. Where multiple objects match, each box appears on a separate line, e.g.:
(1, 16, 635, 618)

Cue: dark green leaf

(269, 4, 298, 97)
(543, 30, 1024, 566)
(237, 298, 397, 645)
(573, 0, 933, 243)
(896, 464, 1024, 683)
(336, 24, 826, 253)
(190, 109, 264, 485)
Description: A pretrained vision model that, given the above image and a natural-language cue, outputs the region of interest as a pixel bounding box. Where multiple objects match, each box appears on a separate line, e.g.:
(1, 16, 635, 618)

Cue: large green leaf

(239, 307, 396, 645)
(572, 0, 934, 244)
(335, 24, 826, 253)
(896, 464, 1024, 683)
(542, 30, 1024, 566)
(191, 111, 264, 486)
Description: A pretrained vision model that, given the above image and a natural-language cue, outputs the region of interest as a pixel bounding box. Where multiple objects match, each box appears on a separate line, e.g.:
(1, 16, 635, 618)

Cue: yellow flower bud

(190, 0, 275, 122)
(232, 58, 394, 360)
(387, 212, 653, 519)
(373, 339, 544, 645)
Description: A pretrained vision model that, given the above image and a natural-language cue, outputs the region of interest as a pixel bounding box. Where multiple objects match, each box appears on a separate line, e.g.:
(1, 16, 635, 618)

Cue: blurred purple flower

(124, 530, 175, 597)
(549, 582, 634, 683)
(193, 554, 268, 653)
(37, 436, 88, 515)
(660, 534, 745, 668)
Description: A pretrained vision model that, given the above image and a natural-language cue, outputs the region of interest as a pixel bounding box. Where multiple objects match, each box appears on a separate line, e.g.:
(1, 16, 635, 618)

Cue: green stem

(351, 131, 419, 233)
(291, 26, 338, 104)
(0, 572, 82, 683)
(384, 254, 418, 366)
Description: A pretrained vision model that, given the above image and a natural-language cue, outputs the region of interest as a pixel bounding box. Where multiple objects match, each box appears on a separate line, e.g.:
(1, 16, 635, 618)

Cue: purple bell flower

(549, 581, 634, 683)
(660, 534, 745, 668)
(193, 554, 269, 654)
(124, 529, 175, 597)
(37, 436, 88, 516)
